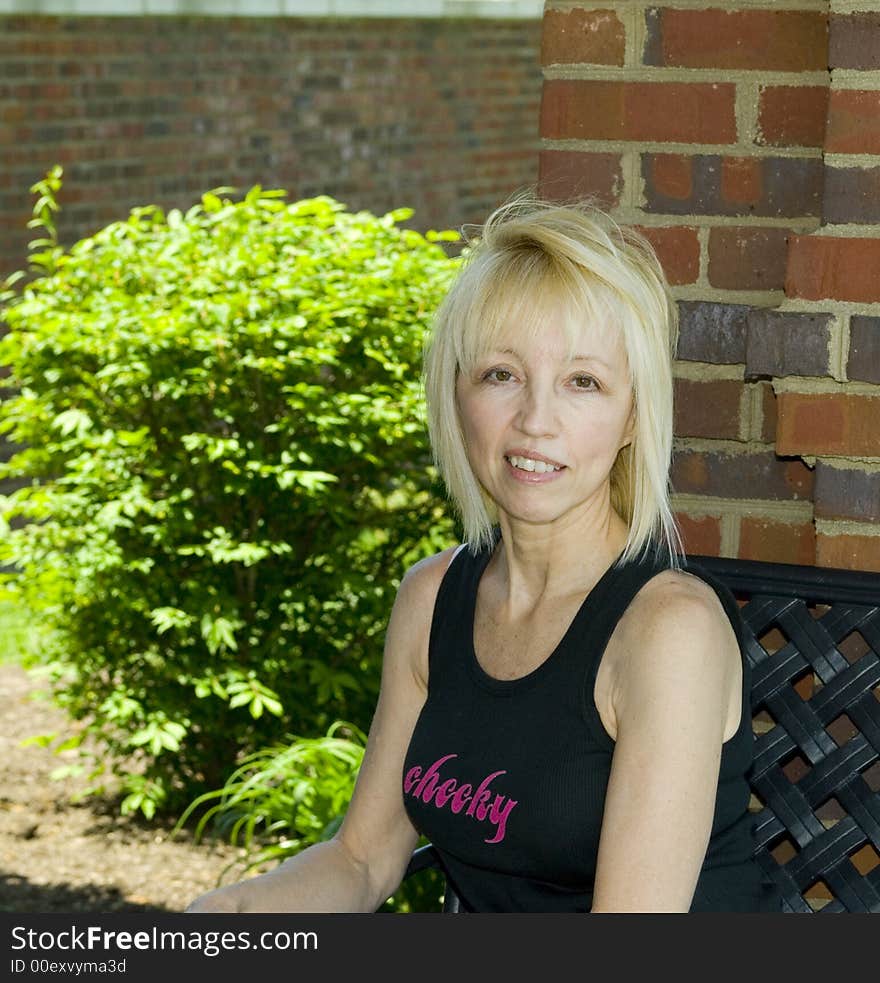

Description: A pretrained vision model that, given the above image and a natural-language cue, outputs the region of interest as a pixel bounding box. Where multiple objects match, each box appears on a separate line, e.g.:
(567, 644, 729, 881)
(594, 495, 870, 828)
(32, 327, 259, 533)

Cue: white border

(0, 0, 544, 18)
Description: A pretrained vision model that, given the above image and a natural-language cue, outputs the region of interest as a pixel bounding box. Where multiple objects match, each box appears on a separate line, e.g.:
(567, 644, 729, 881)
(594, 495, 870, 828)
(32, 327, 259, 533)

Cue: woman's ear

(620, 398, 636, 450)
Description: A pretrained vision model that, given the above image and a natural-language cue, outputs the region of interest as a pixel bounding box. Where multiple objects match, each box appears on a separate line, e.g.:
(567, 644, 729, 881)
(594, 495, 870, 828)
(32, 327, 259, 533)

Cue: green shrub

(0, 168, 461, 818)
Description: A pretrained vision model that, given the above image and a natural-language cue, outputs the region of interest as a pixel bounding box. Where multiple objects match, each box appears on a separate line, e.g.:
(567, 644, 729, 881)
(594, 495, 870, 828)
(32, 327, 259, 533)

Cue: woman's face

(455, 313, 635, 530)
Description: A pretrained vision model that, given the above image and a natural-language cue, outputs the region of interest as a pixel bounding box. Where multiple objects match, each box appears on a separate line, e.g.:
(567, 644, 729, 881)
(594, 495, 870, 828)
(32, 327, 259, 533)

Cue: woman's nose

(516, 383, 558, 437)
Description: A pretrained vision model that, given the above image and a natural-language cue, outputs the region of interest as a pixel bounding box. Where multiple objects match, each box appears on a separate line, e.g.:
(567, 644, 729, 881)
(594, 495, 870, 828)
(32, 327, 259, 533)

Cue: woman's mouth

(504, 454, 566, 482)
(506, 454, 563, 474)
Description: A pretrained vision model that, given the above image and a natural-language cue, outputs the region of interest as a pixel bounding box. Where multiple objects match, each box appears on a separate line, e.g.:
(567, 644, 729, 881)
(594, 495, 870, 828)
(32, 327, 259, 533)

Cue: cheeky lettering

(404, 754, 518, 844)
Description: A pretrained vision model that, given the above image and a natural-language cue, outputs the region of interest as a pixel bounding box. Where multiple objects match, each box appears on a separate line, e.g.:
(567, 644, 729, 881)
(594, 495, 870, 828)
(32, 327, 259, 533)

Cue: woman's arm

(185, 545, 461, 913)
(590, 572, 742, 913)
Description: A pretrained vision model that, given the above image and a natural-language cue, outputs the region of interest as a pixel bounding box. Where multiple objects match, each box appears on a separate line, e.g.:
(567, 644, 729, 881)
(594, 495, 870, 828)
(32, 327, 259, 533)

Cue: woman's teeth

(507, 455, 562, 474)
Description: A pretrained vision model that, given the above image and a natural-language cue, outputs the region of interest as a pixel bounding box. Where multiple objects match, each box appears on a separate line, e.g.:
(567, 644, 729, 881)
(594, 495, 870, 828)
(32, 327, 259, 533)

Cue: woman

(186, 195, 781, 913)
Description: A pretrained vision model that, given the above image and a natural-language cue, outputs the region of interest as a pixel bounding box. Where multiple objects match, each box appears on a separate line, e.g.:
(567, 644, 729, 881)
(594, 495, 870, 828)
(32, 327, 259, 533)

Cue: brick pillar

(539, 1, 880, 571)
(778, 4, 880, 572)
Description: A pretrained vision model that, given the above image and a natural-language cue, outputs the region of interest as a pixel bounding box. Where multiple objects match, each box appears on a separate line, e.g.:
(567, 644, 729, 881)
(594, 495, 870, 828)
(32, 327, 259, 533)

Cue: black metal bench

(403, 553, 880, 913)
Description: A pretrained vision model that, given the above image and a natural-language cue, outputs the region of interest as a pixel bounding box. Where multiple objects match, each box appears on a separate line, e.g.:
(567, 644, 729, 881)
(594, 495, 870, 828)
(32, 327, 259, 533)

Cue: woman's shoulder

(411, 541, 468, 574)
(612, 564, 742, 684)
(594, 562, 742, 740)
(622, 565, 737, 643)
(386, 543, 467, 686)
(399, 542, 466, 598)
(632, 563, 725, 610)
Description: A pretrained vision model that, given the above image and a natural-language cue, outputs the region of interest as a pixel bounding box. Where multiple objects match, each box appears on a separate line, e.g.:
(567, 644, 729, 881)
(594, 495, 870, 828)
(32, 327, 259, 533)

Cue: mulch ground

(0, 661, 251, 913)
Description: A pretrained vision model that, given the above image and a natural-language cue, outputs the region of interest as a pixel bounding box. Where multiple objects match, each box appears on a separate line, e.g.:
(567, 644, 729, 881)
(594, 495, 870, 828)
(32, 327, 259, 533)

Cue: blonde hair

(422, 193, 683, 567)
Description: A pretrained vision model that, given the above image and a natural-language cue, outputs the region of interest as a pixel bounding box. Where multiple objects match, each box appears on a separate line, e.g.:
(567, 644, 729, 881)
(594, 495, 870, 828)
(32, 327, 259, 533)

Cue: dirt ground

(0, 661, 251, 913)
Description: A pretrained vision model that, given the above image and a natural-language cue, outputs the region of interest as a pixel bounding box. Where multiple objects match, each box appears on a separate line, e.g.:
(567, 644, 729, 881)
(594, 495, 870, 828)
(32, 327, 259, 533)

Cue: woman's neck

(491, 506, 630, 607)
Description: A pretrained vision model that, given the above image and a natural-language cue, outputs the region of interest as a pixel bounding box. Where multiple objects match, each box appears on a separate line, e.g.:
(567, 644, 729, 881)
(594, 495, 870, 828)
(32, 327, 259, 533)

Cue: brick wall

(539, 0, 880, 572)
(0, 14, 543, 277)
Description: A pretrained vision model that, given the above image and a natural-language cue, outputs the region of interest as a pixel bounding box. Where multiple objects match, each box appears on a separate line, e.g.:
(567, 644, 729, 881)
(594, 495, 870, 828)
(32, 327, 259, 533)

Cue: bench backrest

(404, 554, 880, 913)
(692, 554, 880, 913)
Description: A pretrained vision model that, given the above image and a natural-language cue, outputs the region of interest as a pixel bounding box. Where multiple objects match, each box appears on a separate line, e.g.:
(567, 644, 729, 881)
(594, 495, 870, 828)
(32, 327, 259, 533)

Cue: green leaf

(199, 611, 242, 655)
(201, 192, 223, 212)
(52, 409, 93, 437)
(150, 607, 194, 634)
(277, 469, 339, 492)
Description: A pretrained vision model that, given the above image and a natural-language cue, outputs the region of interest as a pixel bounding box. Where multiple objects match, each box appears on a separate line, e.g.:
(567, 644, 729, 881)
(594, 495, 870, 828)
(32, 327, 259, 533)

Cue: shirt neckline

(465, 531, 626, 694)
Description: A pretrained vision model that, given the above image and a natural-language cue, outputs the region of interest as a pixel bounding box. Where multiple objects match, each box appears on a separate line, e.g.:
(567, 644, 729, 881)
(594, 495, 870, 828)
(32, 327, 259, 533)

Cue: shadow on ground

(0, 873, 176, 913)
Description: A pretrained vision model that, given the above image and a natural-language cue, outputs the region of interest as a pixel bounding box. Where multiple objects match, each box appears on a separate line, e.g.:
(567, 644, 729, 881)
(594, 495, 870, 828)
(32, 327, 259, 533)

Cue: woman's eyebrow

(489, 348, 616, 370)
(571, 354, 614, 369)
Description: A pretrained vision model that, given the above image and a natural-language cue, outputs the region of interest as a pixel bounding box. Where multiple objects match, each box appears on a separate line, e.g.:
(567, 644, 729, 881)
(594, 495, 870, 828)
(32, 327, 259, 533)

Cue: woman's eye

(484, 368, 513, 383)
(571, 374, 599, 390)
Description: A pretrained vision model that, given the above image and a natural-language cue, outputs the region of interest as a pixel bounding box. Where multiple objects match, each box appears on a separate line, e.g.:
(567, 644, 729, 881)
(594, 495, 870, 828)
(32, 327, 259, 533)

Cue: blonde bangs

(451, 247, 624, 379)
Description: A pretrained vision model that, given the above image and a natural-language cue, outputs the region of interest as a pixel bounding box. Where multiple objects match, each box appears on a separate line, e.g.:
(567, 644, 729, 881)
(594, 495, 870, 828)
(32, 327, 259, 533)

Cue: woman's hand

(184, 883, 246, 913)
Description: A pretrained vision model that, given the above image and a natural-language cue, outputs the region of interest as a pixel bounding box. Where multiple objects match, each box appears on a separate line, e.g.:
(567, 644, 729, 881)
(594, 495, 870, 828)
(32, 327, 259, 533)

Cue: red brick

(786, 236, 880, 304)
(777, 393, 880, 457)
(708, 227, 791, 291)
(830, 13, 880, 71)
(823, 166, 880, 226)
(644, 9, 829, 72)
(541, 8, 626, 66)
(745, 311, 833, 380)
(760, 382, 778, 443)
(537, 150, 623, 207)
(650, 154, 693, 201)
(757, 86, 829, 148)
(739, 517, 816, 566)
(848, 316, 880, 385)
(817, 533, 880, 574)
(674, 378, 744, 439)
(675, 512, 722, 557)
(826, 90, 880, 155)
(540, 80, 737, 144)
(721, 157, 763, 207)
(815, 463, 880, 523)
(643, 154, 822, 219)
(636, 225, 700, 286)
(676, 301, 750, 364)
(672, 449, 813, 501)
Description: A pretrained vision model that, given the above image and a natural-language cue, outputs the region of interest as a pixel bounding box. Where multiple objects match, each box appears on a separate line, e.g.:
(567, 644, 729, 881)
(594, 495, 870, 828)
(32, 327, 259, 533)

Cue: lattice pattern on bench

(693, 555, 880, 914)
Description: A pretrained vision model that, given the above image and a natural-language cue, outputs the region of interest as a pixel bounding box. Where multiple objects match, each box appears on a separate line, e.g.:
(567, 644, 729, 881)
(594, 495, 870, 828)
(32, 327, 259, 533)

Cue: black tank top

(402, 531, 782, 912)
